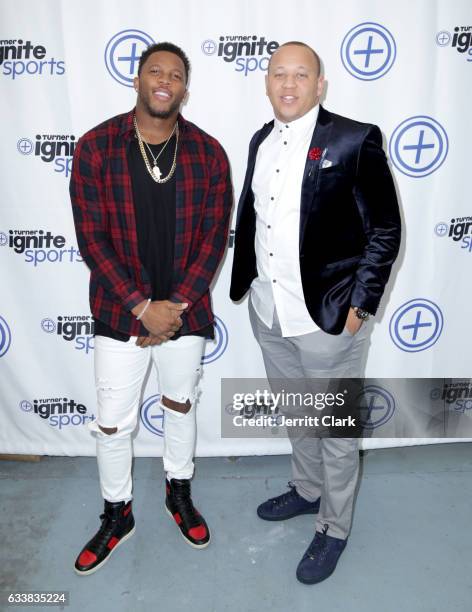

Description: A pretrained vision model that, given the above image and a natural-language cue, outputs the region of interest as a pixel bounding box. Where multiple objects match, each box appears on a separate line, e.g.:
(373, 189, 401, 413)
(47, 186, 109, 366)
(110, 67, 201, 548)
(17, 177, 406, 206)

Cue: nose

(282, 74, 296, 88)
(158, 72, 171, 85)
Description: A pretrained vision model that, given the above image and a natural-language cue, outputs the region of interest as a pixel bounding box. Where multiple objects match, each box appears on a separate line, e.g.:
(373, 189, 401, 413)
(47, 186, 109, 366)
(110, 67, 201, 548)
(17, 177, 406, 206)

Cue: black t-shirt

(132, 134, 176, 302)
(94, 133, 213, 342)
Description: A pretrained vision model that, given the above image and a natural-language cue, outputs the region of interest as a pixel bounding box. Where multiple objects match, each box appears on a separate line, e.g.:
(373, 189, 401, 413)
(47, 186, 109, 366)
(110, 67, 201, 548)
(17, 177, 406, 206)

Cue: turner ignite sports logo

(436, 26, 472, 62)
(201, 35, 279, 76)
(434, 216, 472, 252)
(433, 381, 472, 413)
(0, 229, 83, 266)
(41, 315, 94, 354)
(20, 396, 95, 429)
(17, 134, 76, 177)
(0, 38, 65, 79)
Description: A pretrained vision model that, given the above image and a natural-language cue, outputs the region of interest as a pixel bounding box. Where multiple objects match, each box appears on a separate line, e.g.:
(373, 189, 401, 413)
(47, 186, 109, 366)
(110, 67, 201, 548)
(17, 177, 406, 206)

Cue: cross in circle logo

(389, 299, 444, 352)
(105, 29, 155, 87)
(140, 394, 165, 437)
(389, 116, 449, 178)
(341, 22, 396, 81)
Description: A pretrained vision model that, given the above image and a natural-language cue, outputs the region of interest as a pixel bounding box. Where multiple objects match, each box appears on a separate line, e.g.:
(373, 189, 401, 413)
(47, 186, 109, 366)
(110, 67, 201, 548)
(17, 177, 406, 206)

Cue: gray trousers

(249, 299, 369, 539)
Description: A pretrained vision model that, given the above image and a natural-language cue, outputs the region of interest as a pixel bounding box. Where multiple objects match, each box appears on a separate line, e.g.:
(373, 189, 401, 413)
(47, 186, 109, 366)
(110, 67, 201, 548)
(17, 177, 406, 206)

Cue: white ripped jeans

(90, 334, 205, 503)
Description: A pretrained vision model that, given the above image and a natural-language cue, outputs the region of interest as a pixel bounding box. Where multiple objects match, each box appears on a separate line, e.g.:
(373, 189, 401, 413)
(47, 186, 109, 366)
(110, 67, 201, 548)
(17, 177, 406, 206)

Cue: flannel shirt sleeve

(69, 136, 146, 311)
(170, 146, 233, 308)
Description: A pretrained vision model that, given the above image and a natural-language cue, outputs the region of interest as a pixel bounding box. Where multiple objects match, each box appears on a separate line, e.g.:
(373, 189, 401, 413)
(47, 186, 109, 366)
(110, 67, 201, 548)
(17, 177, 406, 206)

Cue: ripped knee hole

(99, 425, 118, 435)
(162, 396, 191, 414)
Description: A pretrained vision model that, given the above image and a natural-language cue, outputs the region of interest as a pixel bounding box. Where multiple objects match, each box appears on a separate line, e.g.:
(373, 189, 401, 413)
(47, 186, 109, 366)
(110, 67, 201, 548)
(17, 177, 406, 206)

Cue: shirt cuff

(123, 290, 148, 312)
(169, 291, 192, 309)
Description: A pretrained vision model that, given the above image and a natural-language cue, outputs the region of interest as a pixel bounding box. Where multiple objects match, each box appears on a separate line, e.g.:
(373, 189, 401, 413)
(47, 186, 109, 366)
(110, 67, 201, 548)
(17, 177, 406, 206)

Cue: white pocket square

(321, 159, 333, 169)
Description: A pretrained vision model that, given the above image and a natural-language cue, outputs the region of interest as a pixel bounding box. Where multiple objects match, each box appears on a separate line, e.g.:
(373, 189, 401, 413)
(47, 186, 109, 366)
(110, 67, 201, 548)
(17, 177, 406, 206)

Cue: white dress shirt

(250, 104, 320, 337)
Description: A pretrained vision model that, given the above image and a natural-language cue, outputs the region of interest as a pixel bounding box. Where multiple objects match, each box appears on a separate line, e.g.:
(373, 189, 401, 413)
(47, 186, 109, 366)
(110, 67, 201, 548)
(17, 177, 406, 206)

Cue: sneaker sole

(257, 507, 319, 521)
(296, 567, 336, 585)
(74, 525, 136, 576)
(165, 506, 210, 549)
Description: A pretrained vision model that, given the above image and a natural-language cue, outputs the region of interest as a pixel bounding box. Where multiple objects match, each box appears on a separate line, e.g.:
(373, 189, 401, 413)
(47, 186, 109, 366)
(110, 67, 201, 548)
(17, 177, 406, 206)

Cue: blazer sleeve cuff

(350, 286, 380, 316)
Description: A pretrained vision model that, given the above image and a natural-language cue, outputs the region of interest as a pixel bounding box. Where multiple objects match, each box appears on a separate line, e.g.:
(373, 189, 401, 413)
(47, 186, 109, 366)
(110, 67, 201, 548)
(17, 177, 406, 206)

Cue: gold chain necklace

(133, 115, 179, 183)
(142, 125, 176, 169)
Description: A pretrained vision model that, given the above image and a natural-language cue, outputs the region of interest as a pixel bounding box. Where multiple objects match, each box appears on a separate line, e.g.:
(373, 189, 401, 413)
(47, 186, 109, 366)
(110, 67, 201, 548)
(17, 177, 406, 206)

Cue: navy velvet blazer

(230, 105, 401, 335)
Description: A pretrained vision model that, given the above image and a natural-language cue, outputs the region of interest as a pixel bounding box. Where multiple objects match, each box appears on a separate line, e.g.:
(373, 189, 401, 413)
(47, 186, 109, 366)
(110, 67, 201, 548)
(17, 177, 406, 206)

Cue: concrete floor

(1, 443, 471, 612)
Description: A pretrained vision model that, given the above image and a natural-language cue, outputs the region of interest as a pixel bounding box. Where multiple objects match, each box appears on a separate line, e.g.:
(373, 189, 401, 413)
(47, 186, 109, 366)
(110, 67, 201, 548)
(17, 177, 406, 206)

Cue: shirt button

(283, 141, 287, 145)
(267, 225, 271, 229)
(279, 129, 282, 133)
(276, 169, 280, 173)
(272, 279, 277, 283)
(269, 252, 274, 256)
(285, 125, 289, 129)
(270, 196, 274, 201)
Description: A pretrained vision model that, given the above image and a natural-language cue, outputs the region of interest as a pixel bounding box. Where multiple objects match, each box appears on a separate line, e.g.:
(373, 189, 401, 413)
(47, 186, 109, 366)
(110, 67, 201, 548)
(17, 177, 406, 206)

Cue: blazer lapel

(236, 121, 274, 226)
(299, 106, 333, 247)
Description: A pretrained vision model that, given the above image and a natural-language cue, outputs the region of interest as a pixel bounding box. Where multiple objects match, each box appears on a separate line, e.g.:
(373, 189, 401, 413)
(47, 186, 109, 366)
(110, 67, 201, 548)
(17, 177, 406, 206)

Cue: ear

(265, 73, 269, 96)
(316, 75, 325, 98)
(133, 75, 139, 92)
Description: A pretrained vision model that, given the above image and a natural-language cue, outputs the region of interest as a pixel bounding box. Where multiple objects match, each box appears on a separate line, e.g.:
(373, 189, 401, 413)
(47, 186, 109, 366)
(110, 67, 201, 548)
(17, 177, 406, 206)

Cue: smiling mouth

(153, 89, 172, 101)
(280, 95, 298, 103)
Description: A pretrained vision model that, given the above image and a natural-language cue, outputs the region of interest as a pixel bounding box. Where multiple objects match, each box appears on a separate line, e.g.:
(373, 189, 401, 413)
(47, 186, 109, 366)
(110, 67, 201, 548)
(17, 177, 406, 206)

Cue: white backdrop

(1, 0, 471, 456)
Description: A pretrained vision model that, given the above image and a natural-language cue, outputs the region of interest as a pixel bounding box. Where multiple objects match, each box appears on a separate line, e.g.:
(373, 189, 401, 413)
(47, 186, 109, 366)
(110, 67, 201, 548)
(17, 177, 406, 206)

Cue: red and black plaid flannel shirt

(69, 109, 233, 336)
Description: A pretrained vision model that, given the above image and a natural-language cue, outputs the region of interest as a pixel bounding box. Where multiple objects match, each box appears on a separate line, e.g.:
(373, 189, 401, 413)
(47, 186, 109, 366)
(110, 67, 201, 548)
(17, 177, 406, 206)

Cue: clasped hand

(132, 299, 188, 348)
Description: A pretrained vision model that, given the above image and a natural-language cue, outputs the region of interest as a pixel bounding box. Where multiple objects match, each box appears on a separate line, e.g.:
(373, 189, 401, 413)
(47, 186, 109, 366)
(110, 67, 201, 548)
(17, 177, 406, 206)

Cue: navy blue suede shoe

(296, 525, 347, 584)
(257, 482, 320, 521)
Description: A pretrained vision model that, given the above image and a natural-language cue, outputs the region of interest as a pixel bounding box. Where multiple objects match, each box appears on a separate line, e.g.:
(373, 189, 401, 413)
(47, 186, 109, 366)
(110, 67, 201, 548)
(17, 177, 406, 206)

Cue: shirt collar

(274, 104, 319, 136)
(119, 109, 135, 137)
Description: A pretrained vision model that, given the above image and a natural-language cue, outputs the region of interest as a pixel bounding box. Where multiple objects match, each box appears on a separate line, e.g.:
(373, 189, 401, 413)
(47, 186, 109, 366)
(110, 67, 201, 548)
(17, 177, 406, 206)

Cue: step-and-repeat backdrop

(1, 0, 471, 456)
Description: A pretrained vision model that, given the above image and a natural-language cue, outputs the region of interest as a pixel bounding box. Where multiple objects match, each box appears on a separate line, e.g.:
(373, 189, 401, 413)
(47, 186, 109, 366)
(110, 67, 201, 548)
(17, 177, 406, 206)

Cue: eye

(297, 73, 308, 79)
(274, 72, 284, 79)
(172, 73, 183, 81)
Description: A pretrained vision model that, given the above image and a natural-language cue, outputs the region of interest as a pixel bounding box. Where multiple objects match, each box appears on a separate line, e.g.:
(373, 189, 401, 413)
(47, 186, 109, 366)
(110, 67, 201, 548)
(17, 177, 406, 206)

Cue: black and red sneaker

(74, 500, 135, 576)
(165, 479, 210, 549)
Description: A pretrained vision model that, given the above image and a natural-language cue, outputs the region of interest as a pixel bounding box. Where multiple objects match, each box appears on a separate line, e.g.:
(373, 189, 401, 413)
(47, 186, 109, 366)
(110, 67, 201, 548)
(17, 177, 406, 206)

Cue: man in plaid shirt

(70, 42, 232, 575)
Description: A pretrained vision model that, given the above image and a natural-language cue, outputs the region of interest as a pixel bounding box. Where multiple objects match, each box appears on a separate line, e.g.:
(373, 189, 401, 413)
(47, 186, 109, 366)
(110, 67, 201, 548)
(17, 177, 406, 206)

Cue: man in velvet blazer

(230, 42, 401, 585)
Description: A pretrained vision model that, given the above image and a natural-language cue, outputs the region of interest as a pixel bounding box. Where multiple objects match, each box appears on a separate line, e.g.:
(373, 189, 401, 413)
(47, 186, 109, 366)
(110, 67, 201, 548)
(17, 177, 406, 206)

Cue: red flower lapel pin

(308, 147, 322, 160)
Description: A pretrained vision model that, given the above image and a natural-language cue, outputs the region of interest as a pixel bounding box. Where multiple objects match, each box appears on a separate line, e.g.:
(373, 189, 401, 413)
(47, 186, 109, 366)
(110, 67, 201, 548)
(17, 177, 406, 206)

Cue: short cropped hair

(138, 42, 190, 83)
